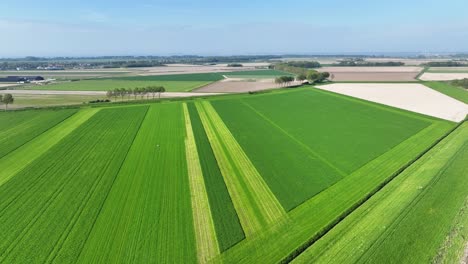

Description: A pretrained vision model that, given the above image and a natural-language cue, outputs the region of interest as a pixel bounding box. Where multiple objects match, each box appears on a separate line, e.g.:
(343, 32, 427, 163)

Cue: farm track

(196, 101, 286, 236)
(78, 104, 197, 263)
(215, 121, 454, 263)
(183, 103, 220, 263)
(0, 107, 148, 263)
(0, 108, 99, 187)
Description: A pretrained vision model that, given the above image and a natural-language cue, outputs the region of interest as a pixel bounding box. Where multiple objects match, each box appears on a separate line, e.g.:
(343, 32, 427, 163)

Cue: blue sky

(1, 0, 467, 57)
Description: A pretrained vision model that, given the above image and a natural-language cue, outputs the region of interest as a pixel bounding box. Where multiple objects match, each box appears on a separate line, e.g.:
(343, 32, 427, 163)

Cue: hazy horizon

(1, 0, 468, 57)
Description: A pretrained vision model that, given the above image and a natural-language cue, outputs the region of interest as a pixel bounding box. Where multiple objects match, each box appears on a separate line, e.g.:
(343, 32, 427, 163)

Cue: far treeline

(451, 78, 468, 89)
(424, 61, 467, 67)
(106, 86, 166, 101)
(334, 58, 405, 66)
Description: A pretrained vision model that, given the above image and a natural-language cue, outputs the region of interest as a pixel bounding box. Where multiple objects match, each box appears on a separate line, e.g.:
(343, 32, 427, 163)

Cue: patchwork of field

(318, 66, 422, 81)
(317, 83, 468, 122)
(294, 122, 468, 263)
(420, 72, 468, 81)
(427, 67, 468, 73)
(423, 81, 468, 104)
(0, 87, 462, 263)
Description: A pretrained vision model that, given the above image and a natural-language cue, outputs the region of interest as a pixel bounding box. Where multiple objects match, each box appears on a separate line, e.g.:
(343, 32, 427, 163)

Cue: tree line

(106, 86, 166, 101)
(275, 71, 331, 86)
(334, 60, 405, 66)
(0, 94, 14, 110)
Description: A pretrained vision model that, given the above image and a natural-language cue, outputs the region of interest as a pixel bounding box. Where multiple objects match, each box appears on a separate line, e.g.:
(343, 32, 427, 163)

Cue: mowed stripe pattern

(187, 103, 245, 251)
(0, 107, 148, 263)
(183, 103, 220, 263)
(0, 109, 77, 159)
(0, 108, 99, 187)
(78, 104, 197, 263)
(196, 101, 286, 236)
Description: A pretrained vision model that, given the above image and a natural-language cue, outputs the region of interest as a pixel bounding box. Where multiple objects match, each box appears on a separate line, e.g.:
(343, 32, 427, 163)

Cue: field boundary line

(183, 103, 220, 263)
(0, 110, 77, 160)
(280, 121, 463, 263)
(357, 140, 467, 263)
(46, 107, 150, 263)
(240, 99, 347, 177)
(73, 106, 150, 262)
(0, 108, 100, 188)
(196, 101, 286, 236)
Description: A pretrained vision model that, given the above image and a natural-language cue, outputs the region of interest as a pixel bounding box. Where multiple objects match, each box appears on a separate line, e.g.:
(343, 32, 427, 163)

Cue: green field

(294, 122, 468, 263)
(212, 89, 431, 210)
(423, 81, 468, 104)
(0, 86, 463, 263)
(0, 109, 77, 158)
(25, 79, 212, 92)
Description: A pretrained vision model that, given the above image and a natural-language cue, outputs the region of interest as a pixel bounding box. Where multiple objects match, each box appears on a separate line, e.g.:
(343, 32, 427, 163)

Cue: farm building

(0, 76, 44, 83)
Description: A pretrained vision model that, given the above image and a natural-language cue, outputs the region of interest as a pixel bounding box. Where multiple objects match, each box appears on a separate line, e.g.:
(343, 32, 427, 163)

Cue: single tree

(297, 74, 307, 82)
(3, 94, 14, 110)
(106, 90, 114, 101)
(158, 86, 166, 99)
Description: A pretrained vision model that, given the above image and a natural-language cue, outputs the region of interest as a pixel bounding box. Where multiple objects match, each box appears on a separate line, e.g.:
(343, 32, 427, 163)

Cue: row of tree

(106, 86, 166, 101)
(0, 94, 14, 110)
(275, 71, 331, 87)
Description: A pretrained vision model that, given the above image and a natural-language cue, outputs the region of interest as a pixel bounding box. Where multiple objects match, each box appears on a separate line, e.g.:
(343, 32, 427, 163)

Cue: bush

(89, 99, 111, 104)
(451, 78, 468, 89)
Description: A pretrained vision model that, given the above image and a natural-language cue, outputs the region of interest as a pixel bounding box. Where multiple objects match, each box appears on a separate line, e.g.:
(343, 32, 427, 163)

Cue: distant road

(0, 89, 224, 97)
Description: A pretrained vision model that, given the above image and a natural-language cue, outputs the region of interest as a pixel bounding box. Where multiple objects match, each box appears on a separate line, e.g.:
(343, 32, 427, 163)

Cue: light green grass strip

(196, 101, 286, 236)
(216, 121, 454, 263)
(0, 108, 99, 187)
(183, 103, 220, 263)
(293, 122, 468, 263)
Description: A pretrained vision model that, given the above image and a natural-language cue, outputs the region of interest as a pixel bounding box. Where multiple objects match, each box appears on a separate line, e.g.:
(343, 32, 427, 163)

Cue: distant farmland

(0, 87, 464, 263)
(21, 70, 295, 92)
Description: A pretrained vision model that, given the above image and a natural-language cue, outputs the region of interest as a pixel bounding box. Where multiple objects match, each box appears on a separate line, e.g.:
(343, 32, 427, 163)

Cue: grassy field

(5, 94, 107, 109)
(187, 103, 245, 252)
(294, 122, 468, 263)
(0, 86, 462, 263)
(423, 81, 468, 104)
(212, 89, 431, 210)
(0, 109, 77, 159)
(0, 107, 147, 263)
(24, 79, 211, 92)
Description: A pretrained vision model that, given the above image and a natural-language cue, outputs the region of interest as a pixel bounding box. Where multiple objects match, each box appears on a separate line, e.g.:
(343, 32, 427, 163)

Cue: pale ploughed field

(318, 83, 468, 122)
(318, 67, 422, 81)
(420, 72, 468, 81)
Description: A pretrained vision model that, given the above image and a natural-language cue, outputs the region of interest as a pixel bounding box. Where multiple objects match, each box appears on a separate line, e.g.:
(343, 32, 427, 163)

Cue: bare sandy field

(326, 72, 418, 81)
(0, 83, 19, 88)
(137, 64, 267, 76)
(195, 78, 299, 93)
(319, 66, 422, 73)
(317, 83, 468, 122)
(420, 73, 468, 81)
(316, 67, 421, 81)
